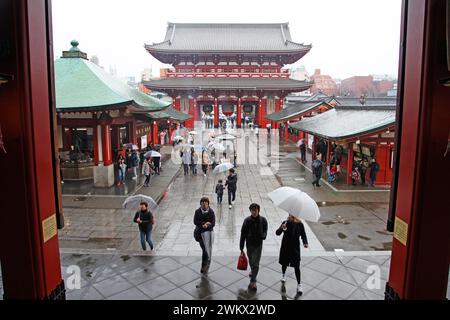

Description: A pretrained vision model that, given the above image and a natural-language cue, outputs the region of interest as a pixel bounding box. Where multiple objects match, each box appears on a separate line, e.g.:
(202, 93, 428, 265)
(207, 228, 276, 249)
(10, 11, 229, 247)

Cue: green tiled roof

(55, 54, 170, 112)
(146, 107, 191, 121)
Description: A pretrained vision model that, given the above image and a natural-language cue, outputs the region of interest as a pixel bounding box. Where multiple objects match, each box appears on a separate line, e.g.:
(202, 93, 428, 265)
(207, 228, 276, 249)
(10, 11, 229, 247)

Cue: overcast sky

(52, 0, 402, 81)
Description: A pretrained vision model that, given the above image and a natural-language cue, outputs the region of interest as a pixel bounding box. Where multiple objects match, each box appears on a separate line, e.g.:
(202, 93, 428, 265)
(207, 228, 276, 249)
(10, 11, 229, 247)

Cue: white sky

(52, 0, 402, 81)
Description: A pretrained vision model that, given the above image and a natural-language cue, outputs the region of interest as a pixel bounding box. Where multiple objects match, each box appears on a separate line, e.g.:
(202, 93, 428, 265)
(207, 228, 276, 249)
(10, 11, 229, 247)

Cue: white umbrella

(122, 194, 158, 211)
(217, 134, 237, 141)
(189, 131, 198, 135)
(174, 135, 183, 141)
(144, 150, 162, 158)
(267, 187, 320, 222)
(124, 143, 139, 150)
(211, 143, 225, 152)
(213, 162, 234, 173)
(296, 140, 304, 147)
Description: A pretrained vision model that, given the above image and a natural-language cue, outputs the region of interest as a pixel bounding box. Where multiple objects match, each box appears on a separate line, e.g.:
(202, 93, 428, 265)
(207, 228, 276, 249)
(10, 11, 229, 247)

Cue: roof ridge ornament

(62, 40, 88, 59)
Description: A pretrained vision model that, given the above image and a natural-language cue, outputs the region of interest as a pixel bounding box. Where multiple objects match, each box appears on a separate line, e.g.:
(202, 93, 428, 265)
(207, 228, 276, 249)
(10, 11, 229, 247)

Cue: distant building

(339, 75, 376, 97)
(310, 69, 338, 96)
(141, 68, 152, 81)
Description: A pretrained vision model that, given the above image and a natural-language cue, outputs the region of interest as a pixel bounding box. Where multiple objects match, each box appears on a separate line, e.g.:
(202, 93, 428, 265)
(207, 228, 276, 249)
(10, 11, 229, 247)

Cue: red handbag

(237, 252, 248, 271)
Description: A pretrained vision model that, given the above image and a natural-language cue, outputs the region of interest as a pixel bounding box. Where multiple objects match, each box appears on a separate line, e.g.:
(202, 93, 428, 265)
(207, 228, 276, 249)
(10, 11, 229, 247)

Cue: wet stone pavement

(60, 252, 394, 300)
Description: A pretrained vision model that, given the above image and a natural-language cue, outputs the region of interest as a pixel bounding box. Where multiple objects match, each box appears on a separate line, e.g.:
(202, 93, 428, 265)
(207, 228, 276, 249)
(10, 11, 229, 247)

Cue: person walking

(369, 158, 380, 187)
(193, 197, 216, 274)
(141, 157, 153, 187)
(239, 203, 268, 291)
(266, 123, 271, 136)
(152, 155, 161, 175)
(133, 202, 155, 251)
(360, 159, 369, 185)
(191, 147, 198, 175)
(276, 214, 309, 295)
(225, 168, 238, 209)
(311, 155, 323, 187)
(130, 150, 139, 180)
(215, 179, 224, 204)
(117, 155, 127, 185)
(299, 139, 306, 163)
(201, 150, 209, 176)
(181, 148, 191, 176)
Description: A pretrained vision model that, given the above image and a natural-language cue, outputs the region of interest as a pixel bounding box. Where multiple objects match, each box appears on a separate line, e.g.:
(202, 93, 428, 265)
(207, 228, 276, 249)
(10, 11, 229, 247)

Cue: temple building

(289, 97, 397, 186)
(55, 41, 189, 187)
(143, 22, 312, 129)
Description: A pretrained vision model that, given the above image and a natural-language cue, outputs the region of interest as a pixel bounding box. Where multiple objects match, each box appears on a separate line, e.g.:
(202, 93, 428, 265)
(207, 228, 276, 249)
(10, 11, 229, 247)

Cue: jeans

(228, 189, 236, 205)
(140, 229, 153, 250)
(132, 166, 137, 178)
(154, 161, 160, 174)
(217, 194, 223, 204)
(191, 164, 197, 175)
(247, 245, 263, 283)
(300, 150, 306, 162)
(118, 169, 125, 182)
(183, 164, 189, 175)
(282, 265, 301, 284)
(312, 174, 321, 186)
(370, 173, 377, 186)
(199, 236, 211, 267)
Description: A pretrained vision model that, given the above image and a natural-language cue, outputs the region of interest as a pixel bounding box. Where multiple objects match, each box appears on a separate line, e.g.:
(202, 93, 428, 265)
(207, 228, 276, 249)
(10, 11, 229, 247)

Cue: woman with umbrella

(268, 186, 319, 296)
(276, 213, 308, 295)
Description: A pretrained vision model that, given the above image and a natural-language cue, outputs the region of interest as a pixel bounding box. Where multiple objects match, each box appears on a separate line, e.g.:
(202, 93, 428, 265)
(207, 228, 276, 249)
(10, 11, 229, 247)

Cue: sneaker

(281, 274, 286, 283)
(297, 284, 303, 295)
(248, 282, 257, 291)
(229, 205, 232, 209)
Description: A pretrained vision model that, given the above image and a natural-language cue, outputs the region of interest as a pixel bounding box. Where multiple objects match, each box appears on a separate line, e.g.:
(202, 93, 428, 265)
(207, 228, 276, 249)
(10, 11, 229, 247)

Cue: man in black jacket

(193, 197, 216, 274)
(240, 203, 268, 291)
(225, 168, 238, 209)
(133, 202, 154, 251)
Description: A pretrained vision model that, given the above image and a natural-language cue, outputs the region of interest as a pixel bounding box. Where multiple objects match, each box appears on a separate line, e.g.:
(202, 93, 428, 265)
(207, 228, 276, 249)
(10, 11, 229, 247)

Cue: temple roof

(145, 23, 311, 54)
(143, 77, 311, 91)
(335, 96, 397, 107)
(266, 101, 332, 121)
(144, 107, 191, 121)
(55, 41, 171, 112)
(289, 105, 396, 140)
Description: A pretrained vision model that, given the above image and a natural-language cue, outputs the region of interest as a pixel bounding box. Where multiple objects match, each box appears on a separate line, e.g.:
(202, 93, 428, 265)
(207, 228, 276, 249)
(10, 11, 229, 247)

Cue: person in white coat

(181, 148, 191, 176)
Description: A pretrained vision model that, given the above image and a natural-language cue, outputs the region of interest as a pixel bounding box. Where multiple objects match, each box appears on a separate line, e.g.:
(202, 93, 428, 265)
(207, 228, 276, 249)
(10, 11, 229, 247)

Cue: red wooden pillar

(168, 122, 173, 144)
(214, 98, 219, 128)
(284, 122, 289, 144)
(193, 98, 198, 122)
(237, 98, 242, 128)
(312, 136, 317, 160)
(326, 140, 332, 166)
(386, 0, 450, 300)
(152, 121, 158, 145)
(128, 120, 137, 145)
(346, 142, 353, 185)
(101, 124, 112, 165)
(0, 0, 64, 299)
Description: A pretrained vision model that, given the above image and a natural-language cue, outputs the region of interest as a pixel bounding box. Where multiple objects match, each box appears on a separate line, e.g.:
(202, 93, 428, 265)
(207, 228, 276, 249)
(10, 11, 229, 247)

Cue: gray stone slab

(107, 287, 150, 300)
(137, 276, 178, 299)
(164, 266, 201, 287)
(207, 267, 246, 287)
(154, 288, 195, 300)
(92, 274, 133, 298)
(317, 277, 358, 299)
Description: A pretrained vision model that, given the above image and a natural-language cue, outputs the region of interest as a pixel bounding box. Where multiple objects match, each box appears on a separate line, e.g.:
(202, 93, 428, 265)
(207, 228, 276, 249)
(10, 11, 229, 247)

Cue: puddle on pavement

(376, 230, 392, 235)
(370, 242, 393, 250)
(322, 221, 336, 226)
(338, 232, 347, 239)
(120, 255, 131, 262)
(358, 235, 372, 241)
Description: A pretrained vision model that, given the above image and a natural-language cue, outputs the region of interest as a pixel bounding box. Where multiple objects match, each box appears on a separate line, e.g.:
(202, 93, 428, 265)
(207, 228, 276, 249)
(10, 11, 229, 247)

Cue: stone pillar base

(93, 164, 115, 188)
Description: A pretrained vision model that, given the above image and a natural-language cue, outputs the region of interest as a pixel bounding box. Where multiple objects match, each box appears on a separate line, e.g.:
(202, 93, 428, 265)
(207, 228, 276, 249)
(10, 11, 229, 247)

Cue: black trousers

(228, 189, 236, 205)
(144, 175, 150, 186)
(282, 265, 301, 284)
(202, 164, 208, 174)
(312, 174, 321, 186)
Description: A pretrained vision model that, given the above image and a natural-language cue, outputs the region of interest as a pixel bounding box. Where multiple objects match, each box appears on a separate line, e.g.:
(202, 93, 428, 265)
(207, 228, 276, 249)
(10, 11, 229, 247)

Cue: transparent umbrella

(122, 194, 158, 211)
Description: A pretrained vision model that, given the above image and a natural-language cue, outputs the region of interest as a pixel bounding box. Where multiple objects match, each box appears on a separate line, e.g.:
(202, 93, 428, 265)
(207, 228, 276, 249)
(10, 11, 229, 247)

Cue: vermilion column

(152, 121, 158, 145)
(284, 122, 289, 144)
(346, 143, 353, 185)
(312, 136, 317, 160)
(237, 98, 242, 128)
(101, 123, 112, 165)
(214, 98, 219, 128)
(168, 122, 173, 144)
